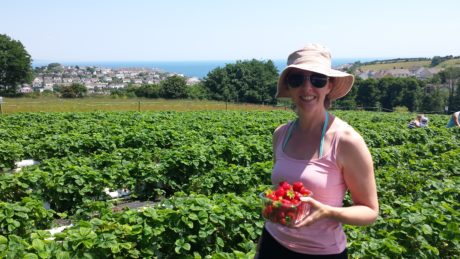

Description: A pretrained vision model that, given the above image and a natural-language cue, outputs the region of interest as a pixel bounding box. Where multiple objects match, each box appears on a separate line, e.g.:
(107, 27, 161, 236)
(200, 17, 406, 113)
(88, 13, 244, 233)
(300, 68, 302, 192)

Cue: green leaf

(197, 211, 208, 224)
(216, 237, 224, 248)
(447, 222, 459, 233)
(110, 244, 121, 253)
(186, 220, 193, 229)
(90, 218, 103, 226)
(55, 251, 70, 259)
(188, 213, 198, 221)
(383, 238, 405, 253)
(38, 251, 51, 259)
(119, 242, 132, 250)
(421, 224, 432, 235)
(23, 254, 39, 259)
(183, 242, 191, 251)
(82, 239, 95, 249)
(32, 239, 45, 251)
(198, 230, 207, 238)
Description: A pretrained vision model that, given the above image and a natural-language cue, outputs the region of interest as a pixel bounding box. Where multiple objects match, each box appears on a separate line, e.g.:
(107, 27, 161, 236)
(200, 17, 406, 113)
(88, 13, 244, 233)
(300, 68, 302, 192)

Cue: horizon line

(31, 57, 410, 64)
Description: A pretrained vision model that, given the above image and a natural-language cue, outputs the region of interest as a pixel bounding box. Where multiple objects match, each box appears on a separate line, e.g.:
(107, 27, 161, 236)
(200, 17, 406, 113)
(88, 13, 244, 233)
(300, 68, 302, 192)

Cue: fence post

(138, 101, 141, 112)
(0, 96, 3, 114)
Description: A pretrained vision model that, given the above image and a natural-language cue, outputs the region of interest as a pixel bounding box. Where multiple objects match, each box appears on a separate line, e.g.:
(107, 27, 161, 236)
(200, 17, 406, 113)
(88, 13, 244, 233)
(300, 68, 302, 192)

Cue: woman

(256, 44, 379, 258)
(408, 114, 428, 128)
(446, 111, 460, 128)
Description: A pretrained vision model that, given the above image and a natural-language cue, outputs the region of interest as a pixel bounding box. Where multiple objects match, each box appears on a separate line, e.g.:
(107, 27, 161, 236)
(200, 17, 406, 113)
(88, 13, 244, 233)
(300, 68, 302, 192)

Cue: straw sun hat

(276, 43, 354, 101)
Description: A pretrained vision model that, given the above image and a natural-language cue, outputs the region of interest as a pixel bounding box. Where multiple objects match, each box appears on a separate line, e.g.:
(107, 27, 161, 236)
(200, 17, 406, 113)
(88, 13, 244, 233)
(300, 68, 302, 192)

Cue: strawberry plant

(0, 110, 458, 257)
(0, 198, 54, 236)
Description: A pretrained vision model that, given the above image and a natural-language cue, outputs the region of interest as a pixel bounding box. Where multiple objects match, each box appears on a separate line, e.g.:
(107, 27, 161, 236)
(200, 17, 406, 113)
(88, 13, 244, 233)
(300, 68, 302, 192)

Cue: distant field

(0, 97, 285, 114)
(437, 58, 460, 68)
(357, 60, 431, 71)
(356, 58, 460, 71)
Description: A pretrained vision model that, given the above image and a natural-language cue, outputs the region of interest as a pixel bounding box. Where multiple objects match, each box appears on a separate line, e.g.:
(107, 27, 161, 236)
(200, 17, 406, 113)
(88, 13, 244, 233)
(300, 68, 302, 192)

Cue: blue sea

(33, 58, 376, 79)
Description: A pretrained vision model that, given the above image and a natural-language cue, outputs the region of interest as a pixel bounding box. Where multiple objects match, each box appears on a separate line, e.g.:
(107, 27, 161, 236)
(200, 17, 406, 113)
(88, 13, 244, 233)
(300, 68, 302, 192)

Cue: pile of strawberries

(261, 181, 312, 226)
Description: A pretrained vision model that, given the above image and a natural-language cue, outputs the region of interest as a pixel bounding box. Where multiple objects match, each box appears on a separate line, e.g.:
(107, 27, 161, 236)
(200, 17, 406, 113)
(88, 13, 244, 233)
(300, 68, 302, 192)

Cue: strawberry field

(0, 110, 459, 258)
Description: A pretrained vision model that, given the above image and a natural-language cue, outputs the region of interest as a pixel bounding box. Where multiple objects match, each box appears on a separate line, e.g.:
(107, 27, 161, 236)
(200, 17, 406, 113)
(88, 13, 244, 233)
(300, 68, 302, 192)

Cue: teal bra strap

(319, 112, 329, 157)
(282, 119, 297, 151)
(282, 111, 329, 157)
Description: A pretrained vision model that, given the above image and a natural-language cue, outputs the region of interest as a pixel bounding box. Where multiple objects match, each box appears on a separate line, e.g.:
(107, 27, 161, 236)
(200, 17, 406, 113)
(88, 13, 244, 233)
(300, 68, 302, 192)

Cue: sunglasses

(286, 73, 329, 88)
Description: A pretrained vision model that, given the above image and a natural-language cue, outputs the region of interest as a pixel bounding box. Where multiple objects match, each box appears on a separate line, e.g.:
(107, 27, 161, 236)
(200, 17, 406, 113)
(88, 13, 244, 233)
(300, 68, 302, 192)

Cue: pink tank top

(265, 121, 348, 255)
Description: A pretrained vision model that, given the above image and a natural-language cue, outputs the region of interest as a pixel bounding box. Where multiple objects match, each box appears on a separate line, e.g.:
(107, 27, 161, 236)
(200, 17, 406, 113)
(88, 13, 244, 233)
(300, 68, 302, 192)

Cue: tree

(135, 84, 161, 98)
(430, 55, 454, 67)
(186, 82, 209, 100)
(379, 78, 403, 111)
(439, 67, 460, 110)
(399, 77, 423, 112)
(335, 80, 357, 109)
(448, 81, 460, 112)
(376, 77, 423, 112)
(160, 75, 188, 99)
(355, 78, 380, 110)
(204, 67, 231, 101)
(59, 83, 87, 98)
(430, 56, 442, 67)
(0, 34, 33, 95)
(202, 59, 278, 104)
(47, 63, 63, 73)
(421, 88, 446, 113)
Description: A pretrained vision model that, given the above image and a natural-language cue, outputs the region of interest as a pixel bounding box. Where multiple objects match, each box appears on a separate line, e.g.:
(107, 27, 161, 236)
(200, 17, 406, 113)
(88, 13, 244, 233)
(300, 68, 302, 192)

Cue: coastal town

(17, 60, 454, 95)
(20, 64, 201, 94)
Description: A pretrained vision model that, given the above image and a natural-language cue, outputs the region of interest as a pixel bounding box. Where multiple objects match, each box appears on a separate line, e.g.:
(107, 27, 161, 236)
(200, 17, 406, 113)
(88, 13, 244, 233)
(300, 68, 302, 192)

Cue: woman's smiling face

(287, 69, 332, 112)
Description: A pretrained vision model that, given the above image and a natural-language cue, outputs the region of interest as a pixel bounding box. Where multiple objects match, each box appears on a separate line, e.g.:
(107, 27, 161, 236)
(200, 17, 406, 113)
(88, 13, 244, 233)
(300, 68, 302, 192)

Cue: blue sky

(1, 0, 459, 62)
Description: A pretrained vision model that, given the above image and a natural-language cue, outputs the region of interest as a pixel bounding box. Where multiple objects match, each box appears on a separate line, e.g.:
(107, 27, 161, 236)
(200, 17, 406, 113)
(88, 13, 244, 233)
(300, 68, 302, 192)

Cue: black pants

(256, 227, 348, 259)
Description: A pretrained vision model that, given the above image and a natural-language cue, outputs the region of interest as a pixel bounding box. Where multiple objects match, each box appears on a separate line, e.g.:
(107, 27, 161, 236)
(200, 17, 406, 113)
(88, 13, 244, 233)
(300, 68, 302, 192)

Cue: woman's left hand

(292, 197, 333, 228)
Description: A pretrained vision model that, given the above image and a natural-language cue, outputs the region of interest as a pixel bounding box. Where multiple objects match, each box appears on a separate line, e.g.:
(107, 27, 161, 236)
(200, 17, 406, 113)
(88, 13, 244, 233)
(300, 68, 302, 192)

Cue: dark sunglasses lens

(310, 74, 328, 88)
(287, 74, 304, 88)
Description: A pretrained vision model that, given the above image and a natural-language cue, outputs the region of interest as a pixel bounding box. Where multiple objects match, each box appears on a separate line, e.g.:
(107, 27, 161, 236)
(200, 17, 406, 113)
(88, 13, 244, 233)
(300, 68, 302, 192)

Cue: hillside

(355, 57, 460, 71)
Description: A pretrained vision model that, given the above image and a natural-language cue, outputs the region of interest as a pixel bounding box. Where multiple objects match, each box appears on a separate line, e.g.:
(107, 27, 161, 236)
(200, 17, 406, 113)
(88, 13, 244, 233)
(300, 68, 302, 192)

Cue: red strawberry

(281, 199, 292, 207)
(279, 181, 291, 190)
(263, 205, 273, 218)
(300, 187, 312, 196)
(278, 211, 286, 219)
(294, 191, 302, 201)
(293, 182, 304, 192)
(279, 218, 287, 225)
(266, 193, 277, 201)
(287, 211, 295, 219)
(275, 187, 286, 198)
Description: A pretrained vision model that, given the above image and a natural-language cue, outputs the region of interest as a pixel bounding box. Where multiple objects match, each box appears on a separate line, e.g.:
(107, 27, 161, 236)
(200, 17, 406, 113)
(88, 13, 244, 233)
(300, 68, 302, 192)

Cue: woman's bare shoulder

(332, 117, 365, 145)
(333, 117, 372, 169)
(273, 122, 289, 138)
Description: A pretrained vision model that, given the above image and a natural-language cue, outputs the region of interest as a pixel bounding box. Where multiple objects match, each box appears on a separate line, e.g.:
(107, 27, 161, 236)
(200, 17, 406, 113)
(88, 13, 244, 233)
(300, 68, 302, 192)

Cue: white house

(32, 77, 43, 88)
(19, 86, 33, 93)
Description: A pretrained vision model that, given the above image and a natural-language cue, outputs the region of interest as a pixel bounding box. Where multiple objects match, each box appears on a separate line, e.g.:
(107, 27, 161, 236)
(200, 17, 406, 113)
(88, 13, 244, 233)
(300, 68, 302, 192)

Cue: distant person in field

(256, 44, 379, 259)
(408, 114, 429, 129)
(446, 111, 460, 128)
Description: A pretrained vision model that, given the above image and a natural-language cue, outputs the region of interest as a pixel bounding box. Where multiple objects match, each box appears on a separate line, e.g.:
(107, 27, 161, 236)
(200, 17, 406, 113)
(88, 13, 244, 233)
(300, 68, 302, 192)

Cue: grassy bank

(0, 97, 285, 114)
(356, 58, 460, 71)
